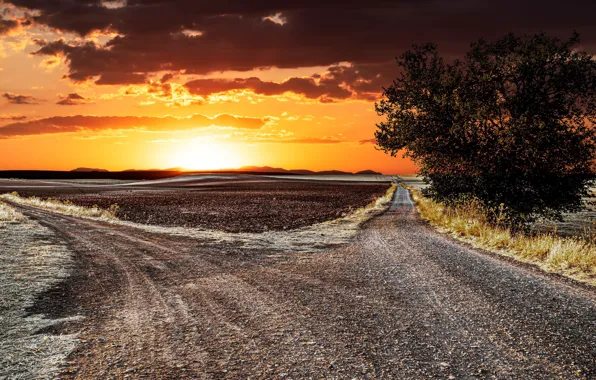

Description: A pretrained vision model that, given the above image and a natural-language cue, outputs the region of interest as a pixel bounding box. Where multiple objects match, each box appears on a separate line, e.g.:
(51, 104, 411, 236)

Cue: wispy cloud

(56, 93, 91, 106)
(0, 113, 26, 121)
(3, 92, 39, 105)
(0, 114, 269, 138)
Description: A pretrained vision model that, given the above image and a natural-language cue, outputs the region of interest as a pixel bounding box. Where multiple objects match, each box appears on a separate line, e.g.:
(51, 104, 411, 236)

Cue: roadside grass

(0, 192, 119, 221)
(0, 201, 25, 222)
(334, 183, 397, 221)
(407, 186, 596, 286)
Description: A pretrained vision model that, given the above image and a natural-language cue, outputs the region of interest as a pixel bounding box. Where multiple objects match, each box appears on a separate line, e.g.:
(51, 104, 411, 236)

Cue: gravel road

(9, 186, 596, 379)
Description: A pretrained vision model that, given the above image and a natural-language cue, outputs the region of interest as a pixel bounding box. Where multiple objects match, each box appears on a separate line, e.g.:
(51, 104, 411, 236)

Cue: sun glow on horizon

(167, 140, 244, 171)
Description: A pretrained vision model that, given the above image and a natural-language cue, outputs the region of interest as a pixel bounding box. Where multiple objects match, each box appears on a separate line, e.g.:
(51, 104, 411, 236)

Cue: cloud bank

(0, 114, 269, 138)
(3, 0, 593, 96)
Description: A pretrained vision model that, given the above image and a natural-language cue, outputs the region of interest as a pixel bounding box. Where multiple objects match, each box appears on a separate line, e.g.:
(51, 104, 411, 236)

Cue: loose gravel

(0, 208, 81, 379)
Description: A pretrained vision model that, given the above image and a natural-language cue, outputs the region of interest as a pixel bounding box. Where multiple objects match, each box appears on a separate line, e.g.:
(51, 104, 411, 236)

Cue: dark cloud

(359, 138, 378, 145)
(3, 93, 39, 105)
(65, 93, 84, 100)
(7, 1, 402, 36)
(185, 62, 396, 101)
(95, 71, 148, 85)
(7, 1, 596, 89)
(0, 18, 19, 35)
(185, 75, 352, 101)
(57, 93, 90, 106)
(0, 114, 269, 138)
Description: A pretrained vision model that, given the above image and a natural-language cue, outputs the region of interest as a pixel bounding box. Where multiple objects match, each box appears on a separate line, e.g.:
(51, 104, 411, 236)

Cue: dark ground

(8, 185, 595, 379)
(0, 170, 184, 181)
(2, 177, 389, 232)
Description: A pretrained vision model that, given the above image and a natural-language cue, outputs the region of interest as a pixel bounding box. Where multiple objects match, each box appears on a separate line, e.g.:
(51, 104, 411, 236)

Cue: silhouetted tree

(376, 32, 596, 223)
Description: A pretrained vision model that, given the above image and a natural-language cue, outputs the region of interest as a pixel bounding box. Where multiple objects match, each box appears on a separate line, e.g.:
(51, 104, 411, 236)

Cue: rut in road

(15, 190, 596, 379)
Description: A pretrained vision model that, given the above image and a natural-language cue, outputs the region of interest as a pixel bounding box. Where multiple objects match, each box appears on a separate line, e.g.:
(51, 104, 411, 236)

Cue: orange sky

(0, 2, 421, 174)
(0, 29, 417, 173)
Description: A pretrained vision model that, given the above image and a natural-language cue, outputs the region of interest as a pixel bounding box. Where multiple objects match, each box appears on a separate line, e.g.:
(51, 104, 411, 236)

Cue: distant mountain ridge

(235, 166, 382, 175)
(71, 167, 109, 172)
(355, 170, 381, 175)
(69, 166, 383, 175)
(235, 166, 317, 174)
(123, 167, 183, 172)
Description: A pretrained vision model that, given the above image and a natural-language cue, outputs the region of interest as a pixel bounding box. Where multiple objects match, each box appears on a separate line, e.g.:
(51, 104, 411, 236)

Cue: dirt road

(12, 187, 596, 378)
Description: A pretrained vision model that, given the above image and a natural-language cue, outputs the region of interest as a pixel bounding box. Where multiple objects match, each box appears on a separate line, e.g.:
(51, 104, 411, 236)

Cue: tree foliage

(376, 32, 596, 223)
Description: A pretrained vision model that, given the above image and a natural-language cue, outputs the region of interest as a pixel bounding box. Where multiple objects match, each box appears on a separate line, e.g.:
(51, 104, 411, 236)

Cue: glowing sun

(170, 140, 242, 170)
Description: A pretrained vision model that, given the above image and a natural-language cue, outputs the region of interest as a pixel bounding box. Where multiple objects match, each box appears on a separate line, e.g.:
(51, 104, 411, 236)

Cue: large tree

(376, 32, 596, 223)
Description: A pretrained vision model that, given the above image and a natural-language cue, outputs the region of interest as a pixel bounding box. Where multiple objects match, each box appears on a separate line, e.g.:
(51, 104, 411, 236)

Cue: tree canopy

(376, 32, 596, 223)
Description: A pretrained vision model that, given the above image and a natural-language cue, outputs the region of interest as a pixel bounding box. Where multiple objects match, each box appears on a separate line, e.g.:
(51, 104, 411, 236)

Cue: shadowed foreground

(13, 187, 596, 378)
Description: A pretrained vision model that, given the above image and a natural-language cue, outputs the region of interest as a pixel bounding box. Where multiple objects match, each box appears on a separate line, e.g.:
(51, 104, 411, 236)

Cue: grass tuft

(0, 192, 119, 221)
(0, 201, 25, 223)
(408, 186, 596, 286)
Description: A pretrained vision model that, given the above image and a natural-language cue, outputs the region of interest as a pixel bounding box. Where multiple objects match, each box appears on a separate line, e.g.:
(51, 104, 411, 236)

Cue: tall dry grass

(0, 201, 25, 222)
(408, 187, 596, 286)
(0, 192, 119, 221)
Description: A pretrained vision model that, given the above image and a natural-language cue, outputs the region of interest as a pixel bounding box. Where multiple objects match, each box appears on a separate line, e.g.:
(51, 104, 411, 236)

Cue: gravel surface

(8, 185, 595, 379)
(7, 180, 389, 233)
(0, 209, 80, 379)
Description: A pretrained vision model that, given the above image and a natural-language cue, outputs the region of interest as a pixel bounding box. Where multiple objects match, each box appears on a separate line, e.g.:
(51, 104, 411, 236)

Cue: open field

(0, 175, 390, 232)
(0, 175, 594, 378)
(1, 182, 397, 254)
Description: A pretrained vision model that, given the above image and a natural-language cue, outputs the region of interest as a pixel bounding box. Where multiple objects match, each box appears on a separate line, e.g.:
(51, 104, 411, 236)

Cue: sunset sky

(1, 1, 595, 173)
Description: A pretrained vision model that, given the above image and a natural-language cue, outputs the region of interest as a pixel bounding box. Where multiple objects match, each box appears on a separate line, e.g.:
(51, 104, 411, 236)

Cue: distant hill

(70, 166, 380, 175)
(315, 170, 351, 175)
(11, 166, 383, 181)
(236, 166, 290, 173)
(235, 166, 367, 175)
(236, 166, 316, 175)
(71, 167, 109, 172)
(288, 169, 318, 175)
(123, 167, 183, 172)
(355, 170, 382, 175)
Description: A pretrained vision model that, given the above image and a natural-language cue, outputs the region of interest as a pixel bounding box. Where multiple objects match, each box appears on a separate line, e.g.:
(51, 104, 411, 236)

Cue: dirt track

(12, 186, 596, 378)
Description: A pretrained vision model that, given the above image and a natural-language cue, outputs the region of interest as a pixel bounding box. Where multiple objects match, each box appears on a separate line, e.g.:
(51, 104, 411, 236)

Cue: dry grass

(0, 201, 25, 222)
(340, 183, 397, 220)
(1, 192, 119, 220)
(408, 187, 596, 286)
